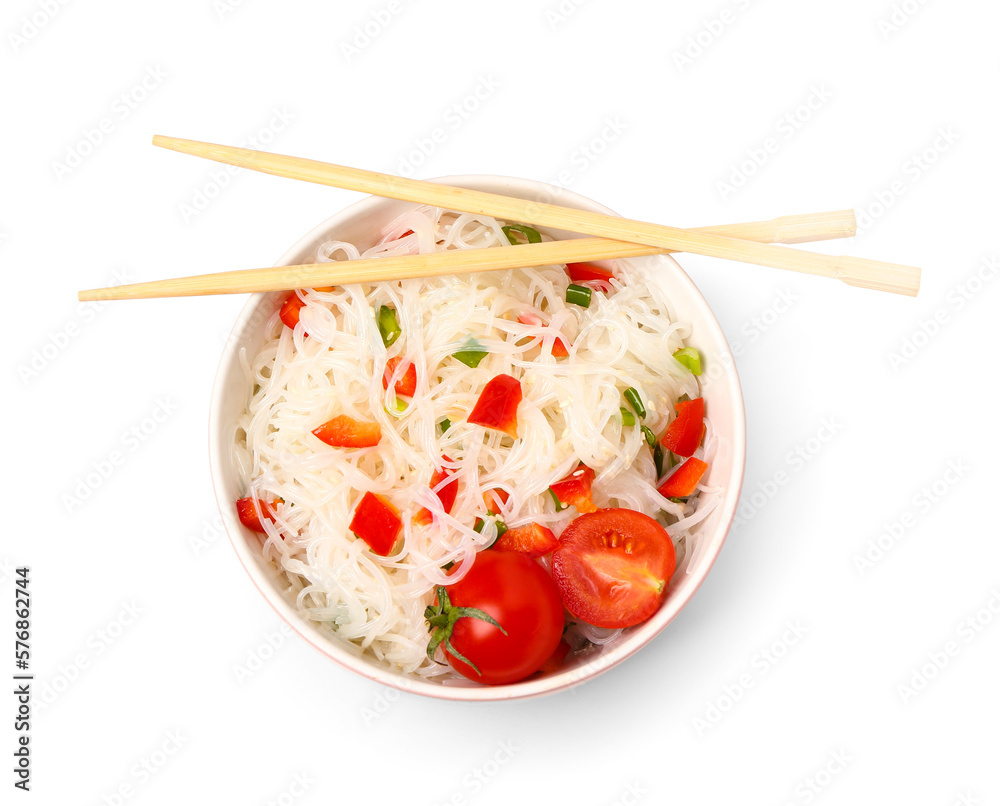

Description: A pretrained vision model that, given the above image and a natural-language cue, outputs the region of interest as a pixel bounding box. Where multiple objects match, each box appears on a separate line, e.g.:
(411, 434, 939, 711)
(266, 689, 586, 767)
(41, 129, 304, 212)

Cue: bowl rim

(209, 174, 746, 701)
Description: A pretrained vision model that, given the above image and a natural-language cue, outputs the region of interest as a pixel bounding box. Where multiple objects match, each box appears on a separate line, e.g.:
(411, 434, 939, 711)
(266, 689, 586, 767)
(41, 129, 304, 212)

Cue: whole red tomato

(426, 551, 564, 685)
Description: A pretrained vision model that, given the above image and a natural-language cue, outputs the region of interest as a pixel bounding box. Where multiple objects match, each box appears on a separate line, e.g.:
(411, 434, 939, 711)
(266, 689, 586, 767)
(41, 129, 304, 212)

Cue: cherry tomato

(467, 374, 522, 439)
(551, 508, 676, 629)
(426, 551, 564, 685)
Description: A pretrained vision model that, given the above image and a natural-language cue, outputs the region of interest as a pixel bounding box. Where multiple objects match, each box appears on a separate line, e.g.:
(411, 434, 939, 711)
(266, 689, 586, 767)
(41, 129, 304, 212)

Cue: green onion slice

(653, 443, 666, 479)
(501, 225, 542, 245)
(641, 425, 657, 447)
(377, 306, 401, 348)
(620, 407, 636, 427)
(566, 284, 592, 308)
(624, 387, 646, 418)
(439, 418, 451, 433)
(673, 347, 702, 375)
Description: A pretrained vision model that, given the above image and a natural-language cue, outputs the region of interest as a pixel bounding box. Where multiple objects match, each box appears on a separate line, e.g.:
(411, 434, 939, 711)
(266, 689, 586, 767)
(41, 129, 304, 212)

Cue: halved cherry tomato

(492, 523, 558, 558)
(349, 492, 401, 556)
(312, 414, 382, 448)
(382, 357, 417, 397)
(279, 293, 306, 331)
(549, 465, 597, 514)
(414, 457, 459, 526)
(660, 397, 704, 458)
(566, 262, 614, 291)
(426, 551, 564, 685)
(657, 457, 708, 498)
(235, 497, 282, 534)
(552, 508, 676, 629)
(517, 312, 571, 357)
(468, 374, 522, 439)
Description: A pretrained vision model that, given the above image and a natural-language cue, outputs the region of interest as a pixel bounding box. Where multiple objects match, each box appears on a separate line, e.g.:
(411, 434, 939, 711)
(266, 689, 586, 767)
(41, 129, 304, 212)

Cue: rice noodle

(233, 207, 719, 678)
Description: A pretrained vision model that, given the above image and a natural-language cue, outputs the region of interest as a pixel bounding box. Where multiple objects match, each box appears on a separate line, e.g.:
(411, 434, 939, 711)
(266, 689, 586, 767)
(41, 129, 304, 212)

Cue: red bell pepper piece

(468, 374, 522, 439)
(493, 523, 559, 558)
(279, 293, 306, 331)
(482, 488, 510, 512)
(549, 465, 597, 514)
(414, 457, 459, 526)
(517, 312, 571, 357)
(660, 397, 704, 457)
(382, 357, 417, 397)
(349, 492, 402, 556)
(235, 497, 282, 534)
(657, 458, 708, 498)
(312, 415, 382, 448)
(565, 262, 614, 291)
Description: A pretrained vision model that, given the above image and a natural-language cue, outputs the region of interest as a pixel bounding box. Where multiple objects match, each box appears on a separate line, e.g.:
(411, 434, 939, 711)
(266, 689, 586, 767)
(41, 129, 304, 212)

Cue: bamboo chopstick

(151, 135, 921, 297)
(78, 210, 857, 301)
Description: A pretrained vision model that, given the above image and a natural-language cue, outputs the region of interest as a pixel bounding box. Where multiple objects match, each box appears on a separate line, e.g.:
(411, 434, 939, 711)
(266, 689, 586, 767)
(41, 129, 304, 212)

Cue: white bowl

(209, 175, 746, 701)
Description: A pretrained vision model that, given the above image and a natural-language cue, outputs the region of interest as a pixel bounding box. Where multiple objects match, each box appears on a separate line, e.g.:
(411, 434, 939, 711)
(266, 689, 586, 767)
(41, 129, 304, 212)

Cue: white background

(4, 0, 998, 803)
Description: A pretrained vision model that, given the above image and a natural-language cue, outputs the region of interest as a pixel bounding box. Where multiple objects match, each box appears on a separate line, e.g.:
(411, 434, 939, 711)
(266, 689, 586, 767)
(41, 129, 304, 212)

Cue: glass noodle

(232, 207, 719, 679)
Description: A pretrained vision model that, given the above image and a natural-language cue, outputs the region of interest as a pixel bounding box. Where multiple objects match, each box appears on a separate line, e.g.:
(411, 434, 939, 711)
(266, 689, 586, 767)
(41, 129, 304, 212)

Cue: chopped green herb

(501, 224, 542, 245)
(624, 387, 646, 418)
(620, 407, 636, 427)
(641, 425, 657, 447)
(377, 306, 401, 348)
(566, 284, 592, 308)
(653, 443, 666, 479)
(439, 418, 451, 433)
(673, 347, 702, 375)
(668, 497, 686, 505)
(442, 561, 455, 571)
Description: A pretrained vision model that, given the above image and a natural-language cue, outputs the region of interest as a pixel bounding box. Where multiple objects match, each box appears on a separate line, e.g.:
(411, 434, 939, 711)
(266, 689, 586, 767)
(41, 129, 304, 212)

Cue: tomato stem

(424, 586, 508, 677)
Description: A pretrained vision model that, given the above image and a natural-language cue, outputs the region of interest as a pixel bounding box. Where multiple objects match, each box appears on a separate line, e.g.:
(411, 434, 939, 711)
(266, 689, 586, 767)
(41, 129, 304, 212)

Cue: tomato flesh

(550, 465, 597, 513)
(660, 397, 704, 458)
(349, 492, 401, 556)
(414, 457, 459, 526)
(552, 508, 676, 629)
(658, 457, 708, 498)
(382, 357, 417, 397)
(235, 497, 281, 534)
(442, 551, 564, 685)
(312, 415, 382, 448)
(468, 374, 522, 439)
(493, 523, 558, 558)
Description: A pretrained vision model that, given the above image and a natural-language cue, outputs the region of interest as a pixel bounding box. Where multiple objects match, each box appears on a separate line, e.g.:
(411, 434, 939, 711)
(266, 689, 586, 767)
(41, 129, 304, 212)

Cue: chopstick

(150, 135, 921, 297)
(78, 210, 857, 301)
